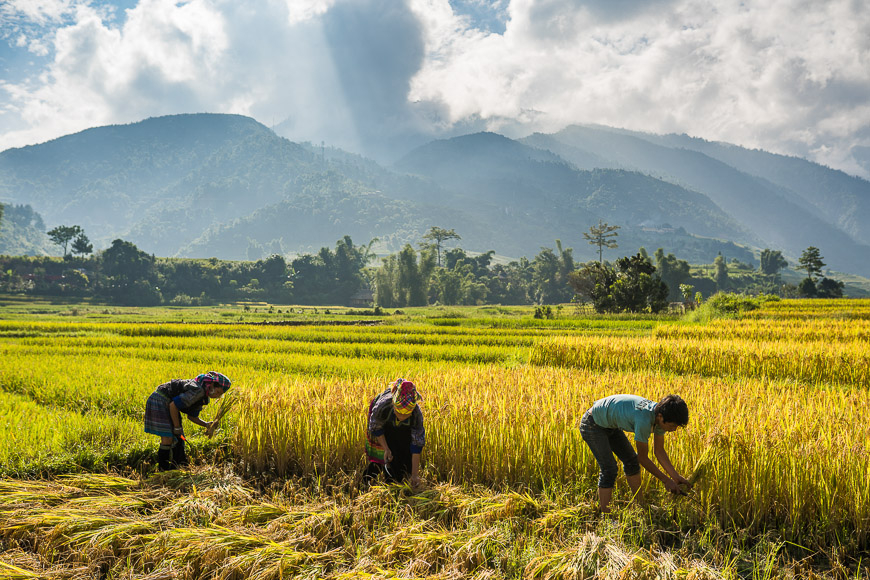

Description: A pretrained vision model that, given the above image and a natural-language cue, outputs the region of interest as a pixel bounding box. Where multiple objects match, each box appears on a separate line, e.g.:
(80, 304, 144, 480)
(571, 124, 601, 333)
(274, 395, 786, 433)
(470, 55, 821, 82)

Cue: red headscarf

(391, 378, 421, 414)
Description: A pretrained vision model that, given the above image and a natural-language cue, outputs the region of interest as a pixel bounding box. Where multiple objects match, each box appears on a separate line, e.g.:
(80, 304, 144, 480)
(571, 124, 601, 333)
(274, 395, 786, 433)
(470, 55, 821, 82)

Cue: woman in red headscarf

(144, 371, 231, 471)
(364, 378, 425, 487)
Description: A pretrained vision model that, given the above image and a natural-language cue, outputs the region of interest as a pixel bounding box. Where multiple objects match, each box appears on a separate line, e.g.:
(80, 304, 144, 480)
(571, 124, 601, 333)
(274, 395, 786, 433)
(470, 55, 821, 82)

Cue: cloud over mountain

(1, 0, 868, 176)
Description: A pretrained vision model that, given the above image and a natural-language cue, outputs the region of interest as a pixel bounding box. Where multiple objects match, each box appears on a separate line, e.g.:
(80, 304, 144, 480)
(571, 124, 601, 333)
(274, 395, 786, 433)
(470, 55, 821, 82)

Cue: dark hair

(654, 394, 689, 427)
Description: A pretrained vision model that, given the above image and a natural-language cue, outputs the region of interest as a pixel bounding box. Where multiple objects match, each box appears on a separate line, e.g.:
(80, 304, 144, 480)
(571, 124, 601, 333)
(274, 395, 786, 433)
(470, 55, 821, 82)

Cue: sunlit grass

(531, 334, 869, 388)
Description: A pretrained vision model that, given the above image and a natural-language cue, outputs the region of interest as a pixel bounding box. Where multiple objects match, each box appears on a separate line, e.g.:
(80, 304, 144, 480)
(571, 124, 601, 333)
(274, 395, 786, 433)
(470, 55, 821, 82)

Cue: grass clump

(685, 292, 779, 322)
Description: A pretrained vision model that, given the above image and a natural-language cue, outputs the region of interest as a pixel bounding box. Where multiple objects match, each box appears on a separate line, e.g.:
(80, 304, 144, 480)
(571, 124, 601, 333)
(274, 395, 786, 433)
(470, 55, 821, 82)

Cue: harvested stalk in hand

(687, 446, 723, 486)
(206, 392, 237, 438)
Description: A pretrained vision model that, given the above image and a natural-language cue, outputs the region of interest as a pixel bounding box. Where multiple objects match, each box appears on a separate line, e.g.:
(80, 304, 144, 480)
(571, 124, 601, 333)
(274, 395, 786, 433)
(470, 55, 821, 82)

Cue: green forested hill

(0, 204, 52, 256)
(178, 173, 484, 260)
(0, 114, 302, 254)
(1, 113, 867, 274)
(394, 132, 758, 263)
(0, 114, 452, 258)
(395, 132, 749, 241)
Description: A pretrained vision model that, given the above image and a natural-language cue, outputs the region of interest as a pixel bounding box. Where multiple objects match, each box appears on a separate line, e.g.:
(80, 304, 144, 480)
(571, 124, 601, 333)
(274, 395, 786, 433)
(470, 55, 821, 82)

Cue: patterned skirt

(144, 391, 173, 437)
(365, 432, 386, 464)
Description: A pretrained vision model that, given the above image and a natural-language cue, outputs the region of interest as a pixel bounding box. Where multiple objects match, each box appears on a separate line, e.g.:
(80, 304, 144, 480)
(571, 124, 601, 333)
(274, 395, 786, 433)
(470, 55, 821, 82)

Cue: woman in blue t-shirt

(579, 394, 690, 513)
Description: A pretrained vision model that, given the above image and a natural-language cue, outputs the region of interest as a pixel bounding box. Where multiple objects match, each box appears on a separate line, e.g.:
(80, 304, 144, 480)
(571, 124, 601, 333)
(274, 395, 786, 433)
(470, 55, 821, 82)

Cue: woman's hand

(383, 447, 393, 463)
(410, 474, 422, 489)
(664, 478, 681, 494)
(205, 421, 216, 438)
(674, 474, 692, 490)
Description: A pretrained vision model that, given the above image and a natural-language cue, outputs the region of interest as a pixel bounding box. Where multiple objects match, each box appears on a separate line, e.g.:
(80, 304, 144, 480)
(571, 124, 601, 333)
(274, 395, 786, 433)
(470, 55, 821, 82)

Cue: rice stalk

(450, 526, 511, 574)
(0, 559, 40, 579)
(217, 503, 289, 526)
(0, 488, 69, 507)
(62, 518, 163, 568)
(267, 505, 349, 550)
(144, 466, 242, 492)
(124, 568, 181, 580)
(162, 495, 221, 526)
(65, 493, 156, 512)
(136, 525, 344, 579)
(217, 542, 343, 580)
(404, 483, 479, 527)
(687, 446, 726, 487)
(206, 392, 238, 438)
(366, 520, 467, 569)
(464, 490, 545, 526)
(524, 533, 608, 579)
(0, 508, 118, 539)
(44, 513, 148, 553)
(535, 504, 595, 535)
(0, 554, 97, 580)
(610, 552, 660, 580)
(0, 480, 84, 507)
(56, 474, 139, 491)
(193, 482, 256, 506)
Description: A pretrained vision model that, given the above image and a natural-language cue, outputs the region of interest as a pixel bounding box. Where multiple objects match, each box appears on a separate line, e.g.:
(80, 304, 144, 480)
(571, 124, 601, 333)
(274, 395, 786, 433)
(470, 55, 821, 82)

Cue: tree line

(0, 219, 847, 308)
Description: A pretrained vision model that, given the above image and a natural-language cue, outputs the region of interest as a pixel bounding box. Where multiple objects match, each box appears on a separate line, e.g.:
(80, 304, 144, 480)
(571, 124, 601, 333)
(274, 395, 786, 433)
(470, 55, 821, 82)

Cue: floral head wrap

(195, 371, 232, 391)
(391, 378, 421, 414)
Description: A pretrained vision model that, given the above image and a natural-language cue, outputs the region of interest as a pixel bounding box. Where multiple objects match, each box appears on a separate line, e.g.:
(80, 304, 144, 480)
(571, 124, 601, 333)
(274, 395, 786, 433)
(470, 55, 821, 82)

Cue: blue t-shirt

(590, 394, 665, 444)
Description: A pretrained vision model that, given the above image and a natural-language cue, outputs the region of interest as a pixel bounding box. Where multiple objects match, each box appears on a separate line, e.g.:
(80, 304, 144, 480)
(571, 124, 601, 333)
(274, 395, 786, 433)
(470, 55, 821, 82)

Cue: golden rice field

(0, 298, 869, 579)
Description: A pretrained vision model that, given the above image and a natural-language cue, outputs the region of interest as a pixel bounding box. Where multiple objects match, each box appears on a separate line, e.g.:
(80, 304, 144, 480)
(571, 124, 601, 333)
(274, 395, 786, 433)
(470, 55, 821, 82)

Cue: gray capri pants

(579, 409, 641, 488)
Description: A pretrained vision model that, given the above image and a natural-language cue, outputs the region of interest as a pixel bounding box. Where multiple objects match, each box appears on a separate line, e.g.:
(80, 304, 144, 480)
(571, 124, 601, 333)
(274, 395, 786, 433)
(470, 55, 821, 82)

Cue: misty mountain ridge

(0, 113, 868, 276)
(551, 124, 870, 246)
(520, 125, 870, 275)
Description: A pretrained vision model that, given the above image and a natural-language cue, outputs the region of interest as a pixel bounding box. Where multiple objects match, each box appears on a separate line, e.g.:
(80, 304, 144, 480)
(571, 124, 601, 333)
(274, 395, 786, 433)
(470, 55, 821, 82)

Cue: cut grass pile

(2, 467, 856, 580)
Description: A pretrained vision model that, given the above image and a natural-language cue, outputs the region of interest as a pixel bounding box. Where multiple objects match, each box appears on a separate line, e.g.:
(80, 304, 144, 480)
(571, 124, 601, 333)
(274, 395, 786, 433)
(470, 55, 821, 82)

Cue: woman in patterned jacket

(364, 378, 425, 487)
(144, 371, 231, 471)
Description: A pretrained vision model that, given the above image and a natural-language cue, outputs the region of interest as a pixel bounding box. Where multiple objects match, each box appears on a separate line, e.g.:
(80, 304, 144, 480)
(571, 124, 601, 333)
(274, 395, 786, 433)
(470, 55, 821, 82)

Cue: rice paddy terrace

(0, 299, 868, 579)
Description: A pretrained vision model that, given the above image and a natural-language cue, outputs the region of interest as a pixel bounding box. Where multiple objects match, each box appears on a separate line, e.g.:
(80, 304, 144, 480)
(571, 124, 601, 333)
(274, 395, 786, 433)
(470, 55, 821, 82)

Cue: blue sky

(1, 0, 869, 177)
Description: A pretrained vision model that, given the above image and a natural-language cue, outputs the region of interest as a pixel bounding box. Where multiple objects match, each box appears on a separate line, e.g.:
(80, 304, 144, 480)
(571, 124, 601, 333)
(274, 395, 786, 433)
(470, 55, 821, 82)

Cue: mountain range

(0, 113, 868, 276)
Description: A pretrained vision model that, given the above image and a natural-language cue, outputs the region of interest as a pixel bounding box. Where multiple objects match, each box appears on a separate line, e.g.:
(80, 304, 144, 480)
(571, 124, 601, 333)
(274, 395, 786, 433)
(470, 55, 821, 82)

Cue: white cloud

(282, 0, 337, 24)
(1, 0, 75, 25)
(1, 0, 230, 146)
(1, 0, 868, 177)
(406, 0, 870, 176)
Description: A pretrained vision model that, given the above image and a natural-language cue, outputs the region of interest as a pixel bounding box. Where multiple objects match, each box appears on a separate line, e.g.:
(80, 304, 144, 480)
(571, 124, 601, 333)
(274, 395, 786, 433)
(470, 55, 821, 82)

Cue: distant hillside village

(0, 211, 854, 310)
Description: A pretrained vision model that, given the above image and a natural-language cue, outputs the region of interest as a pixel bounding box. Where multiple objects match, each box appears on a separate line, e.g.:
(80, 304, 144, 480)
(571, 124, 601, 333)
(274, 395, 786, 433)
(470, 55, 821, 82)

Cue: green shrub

(686, 292, 779, 321)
